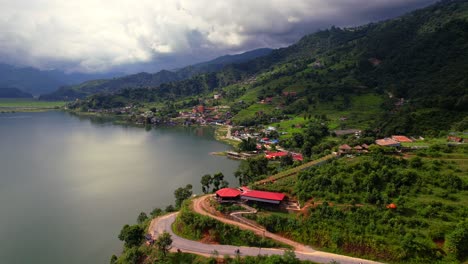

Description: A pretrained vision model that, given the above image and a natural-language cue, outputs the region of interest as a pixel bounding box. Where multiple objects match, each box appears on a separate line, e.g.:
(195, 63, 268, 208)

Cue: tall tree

(174, 184, 193, 208)
(156, 231, 173, 258)
(212, 172, 225, 191)
(118, 224, 144, 248)
(200, 174, 212, 194)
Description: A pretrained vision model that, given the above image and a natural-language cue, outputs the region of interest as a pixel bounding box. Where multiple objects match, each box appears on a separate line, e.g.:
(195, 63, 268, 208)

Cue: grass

(0, 98, 66, 112)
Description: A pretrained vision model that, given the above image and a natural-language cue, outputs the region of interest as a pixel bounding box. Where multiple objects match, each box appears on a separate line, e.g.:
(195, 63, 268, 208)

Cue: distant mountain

(0, 63, 123, 96)
(0, 87, 33, 98)
(40, 48, 273, 100)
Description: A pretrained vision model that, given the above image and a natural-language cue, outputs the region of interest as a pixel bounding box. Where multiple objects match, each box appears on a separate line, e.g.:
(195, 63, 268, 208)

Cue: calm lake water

(0, 111, 239, 264)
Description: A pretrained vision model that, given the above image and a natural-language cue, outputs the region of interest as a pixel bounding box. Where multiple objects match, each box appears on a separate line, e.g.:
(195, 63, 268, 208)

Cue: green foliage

(174, 184, 193, 209)
(118, 224, 144, 248)
(174, 202, 288, 249)
(235, 156, 270, 185)
(257, 150, 468, 263)
(200, 172, 229, 194)
(136, 212, 148, 225)
(118, 247, 142, 264)
(109, 254, 117, 264)
(150, 207, 163, 217)
(201, 174, 213, 194)
(155, 231, 173, 258)
(238, 137, 258, 152)
(445, 220, 468, 261)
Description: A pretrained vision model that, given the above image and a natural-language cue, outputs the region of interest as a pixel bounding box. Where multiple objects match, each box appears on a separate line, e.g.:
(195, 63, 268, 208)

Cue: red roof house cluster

(338, 144, 370, 155)
(265, 151, 303, 161)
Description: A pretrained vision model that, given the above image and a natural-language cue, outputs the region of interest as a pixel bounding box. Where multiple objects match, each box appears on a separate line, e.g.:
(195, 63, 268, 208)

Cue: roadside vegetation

(173, 200, 289, 249)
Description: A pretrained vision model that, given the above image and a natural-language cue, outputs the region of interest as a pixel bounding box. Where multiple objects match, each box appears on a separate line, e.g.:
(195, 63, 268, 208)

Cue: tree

(156, 231, 173, 258)
(150, 207, 163, 217)
(212, 172, 225, 191)
(137, 212, 148, 224)
(280, 153, 294, 167)
(165, 205, 176, 212)
(238, 137, 257, 152)
(118, 224, 144, 248)
(121, 247, 142, 264)
(201, 174, 212, 194)
(174, 184, 193, 208)
(109, 255, 117, 264)
(235, 157, 269, 185)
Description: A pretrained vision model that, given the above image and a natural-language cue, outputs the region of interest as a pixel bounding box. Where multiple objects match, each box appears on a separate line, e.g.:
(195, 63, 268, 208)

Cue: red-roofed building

(391, 135, 413, 143)
(216, 187, 287, 205)
(240, 187, 286, 204)
(375, 138, 401, 147)
(291, 153, 303, 161)
(265, 151, 289, 160)
(448, 136, 464, 143)
(215, 188, 241, 202)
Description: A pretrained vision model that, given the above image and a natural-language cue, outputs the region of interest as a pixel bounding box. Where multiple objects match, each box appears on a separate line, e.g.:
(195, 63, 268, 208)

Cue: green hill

(67, 0, 468, 135)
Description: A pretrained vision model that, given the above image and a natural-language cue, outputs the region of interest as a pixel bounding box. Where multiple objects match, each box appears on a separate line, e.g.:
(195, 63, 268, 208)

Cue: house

(215, 188, 242, 202)
(391, 135, 413, 143)
(448, 136, 464, 143)
(216, 187, 287, 205)
(354, 145, 363, 152)
(338, 144, 352, 154)
(265, 151, 289, 159)
(240, 187, 286, 205)
(375, 138, 401, 147)
(260, 97, 273, 104)
(214, 94, 222, 100)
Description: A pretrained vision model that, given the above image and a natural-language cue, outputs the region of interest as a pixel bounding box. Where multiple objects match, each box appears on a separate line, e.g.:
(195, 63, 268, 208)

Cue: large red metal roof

(241, 190, 285, 201)
(216, 188, 241, 198)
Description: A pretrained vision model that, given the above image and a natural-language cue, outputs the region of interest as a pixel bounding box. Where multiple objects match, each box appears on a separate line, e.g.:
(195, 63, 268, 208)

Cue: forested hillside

(66, 0, 468, 136)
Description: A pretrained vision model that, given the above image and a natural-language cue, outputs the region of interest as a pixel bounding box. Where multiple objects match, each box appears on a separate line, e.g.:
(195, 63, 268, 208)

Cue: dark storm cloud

(0, 0, 437, 73)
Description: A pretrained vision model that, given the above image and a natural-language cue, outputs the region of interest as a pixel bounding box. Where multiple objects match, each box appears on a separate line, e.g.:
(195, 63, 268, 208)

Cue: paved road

(149, 213, 382, 264)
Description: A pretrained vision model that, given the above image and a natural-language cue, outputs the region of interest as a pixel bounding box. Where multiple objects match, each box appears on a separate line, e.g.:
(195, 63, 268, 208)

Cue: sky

(0, 0, 438, 74)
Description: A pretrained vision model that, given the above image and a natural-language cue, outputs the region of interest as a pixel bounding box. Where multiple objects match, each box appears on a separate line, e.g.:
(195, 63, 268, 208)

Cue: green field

(0, 99, 66, 112)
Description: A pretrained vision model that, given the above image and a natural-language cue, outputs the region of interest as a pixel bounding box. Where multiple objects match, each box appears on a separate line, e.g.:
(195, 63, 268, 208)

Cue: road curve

(149, 212, 382, 264)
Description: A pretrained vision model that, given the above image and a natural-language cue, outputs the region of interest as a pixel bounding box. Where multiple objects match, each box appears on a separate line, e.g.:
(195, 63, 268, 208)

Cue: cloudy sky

(0, 0, 437, 74)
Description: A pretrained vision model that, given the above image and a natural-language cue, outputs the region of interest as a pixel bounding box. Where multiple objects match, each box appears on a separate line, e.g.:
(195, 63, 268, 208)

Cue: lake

(0, 111, 239, 264)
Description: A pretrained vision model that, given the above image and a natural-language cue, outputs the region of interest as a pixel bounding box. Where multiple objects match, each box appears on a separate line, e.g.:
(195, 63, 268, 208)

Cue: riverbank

(214, 125, 241, 148)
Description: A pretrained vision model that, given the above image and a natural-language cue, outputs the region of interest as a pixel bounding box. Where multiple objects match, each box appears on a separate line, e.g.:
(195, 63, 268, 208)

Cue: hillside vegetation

(63, 0, 468, 136)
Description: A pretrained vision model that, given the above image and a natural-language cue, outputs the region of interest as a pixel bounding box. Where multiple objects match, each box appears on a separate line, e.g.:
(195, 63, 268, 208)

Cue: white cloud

(0, 0, 436, 73)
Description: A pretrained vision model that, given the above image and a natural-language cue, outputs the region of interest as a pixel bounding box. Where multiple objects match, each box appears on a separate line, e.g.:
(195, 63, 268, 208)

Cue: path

(148, 196, 383, 264)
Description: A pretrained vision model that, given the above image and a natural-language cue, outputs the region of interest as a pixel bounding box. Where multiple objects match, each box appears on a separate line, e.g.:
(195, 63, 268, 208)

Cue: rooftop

(391, 135, 413, 143)
(216, 188, 241, 198)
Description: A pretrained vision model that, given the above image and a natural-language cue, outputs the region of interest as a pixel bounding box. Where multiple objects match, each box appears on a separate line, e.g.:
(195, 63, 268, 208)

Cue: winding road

(148, 196, 383, 264)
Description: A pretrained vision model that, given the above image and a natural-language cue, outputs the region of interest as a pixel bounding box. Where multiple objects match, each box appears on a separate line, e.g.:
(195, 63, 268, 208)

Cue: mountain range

(0, 64, 124, 97)
(39, 48, 272, 100)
